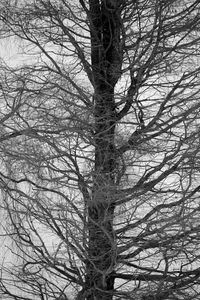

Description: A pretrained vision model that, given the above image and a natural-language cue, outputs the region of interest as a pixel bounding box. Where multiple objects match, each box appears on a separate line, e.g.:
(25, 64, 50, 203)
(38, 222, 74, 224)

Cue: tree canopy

(0, 0, 200, 299)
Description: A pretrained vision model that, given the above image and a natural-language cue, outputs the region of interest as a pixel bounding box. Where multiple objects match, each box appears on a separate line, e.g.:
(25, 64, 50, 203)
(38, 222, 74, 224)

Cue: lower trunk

(85, 201, 115, 300)
(84, 79, 117, 299)
(85, 115, 116, 299)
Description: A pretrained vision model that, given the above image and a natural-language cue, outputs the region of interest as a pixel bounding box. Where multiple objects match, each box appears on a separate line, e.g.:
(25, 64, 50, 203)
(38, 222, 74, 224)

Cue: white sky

(0, 37, 33, 66)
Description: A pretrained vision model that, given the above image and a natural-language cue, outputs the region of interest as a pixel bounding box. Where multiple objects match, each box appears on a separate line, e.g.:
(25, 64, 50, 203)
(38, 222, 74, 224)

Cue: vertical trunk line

(85, 1, 122, 299)
(85, 89, 116, 300)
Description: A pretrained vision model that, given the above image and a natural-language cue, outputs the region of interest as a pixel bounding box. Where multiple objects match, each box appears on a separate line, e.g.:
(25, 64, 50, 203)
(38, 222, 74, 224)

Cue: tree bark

(85, 0, 122, 299)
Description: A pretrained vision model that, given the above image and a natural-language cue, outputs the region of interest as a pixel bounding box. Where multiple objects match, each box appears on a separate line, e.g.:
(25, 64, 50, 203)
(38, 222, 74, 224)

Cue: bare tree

(0, 0, 200, 299)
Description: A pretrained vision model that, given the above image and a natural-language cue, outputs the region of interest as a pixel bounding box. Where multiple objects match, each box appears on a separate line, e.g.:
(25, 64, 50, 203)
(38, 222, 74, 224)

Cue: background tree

(0, 0, 200, 299)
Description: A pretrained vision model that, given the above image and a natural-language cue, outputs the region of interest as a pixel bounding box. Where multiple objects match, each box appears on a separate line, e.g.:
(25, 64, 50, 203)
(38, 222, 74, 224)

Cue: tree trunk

(85, 1, 122, 298)
(85, 86, 116, 300)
